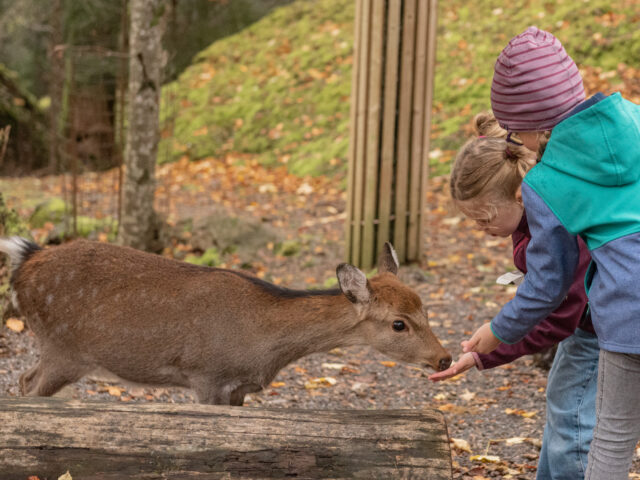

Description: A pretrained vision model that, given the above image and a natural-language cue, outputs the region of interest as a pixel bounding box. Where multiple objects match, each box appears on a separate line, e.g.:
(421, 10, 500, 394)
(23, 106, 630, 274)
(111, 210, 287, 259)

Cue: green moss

(160, 0, 640, 177)
(0, 193, 30, 237)
(185, 247, 222, 267)
(75, 216, 117, 240)
(29, 198, 68, 228)
(277, 239, 302, 257)
(160, 0, 353, 177)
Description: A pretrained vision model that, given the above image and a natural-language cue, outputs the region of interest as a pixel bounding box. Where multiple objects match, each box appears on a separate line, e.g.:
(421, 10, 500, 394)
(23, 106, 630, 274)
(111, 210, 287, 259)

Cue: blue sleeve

(490, 183, 580, 344)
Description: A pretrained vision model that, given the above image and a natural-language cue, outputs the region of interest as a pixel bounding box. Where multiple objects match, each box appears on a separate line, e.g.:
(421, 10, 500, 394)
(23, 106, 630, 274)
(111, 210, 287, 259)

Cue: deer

(0, 236, 451, 406)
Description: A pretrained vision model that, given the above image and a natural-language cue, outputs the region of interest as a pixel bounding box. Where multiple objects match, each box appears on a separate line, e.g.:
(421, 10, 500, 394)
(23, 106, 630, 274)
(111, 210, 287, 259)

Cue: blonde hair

(450, 112, 538, 205)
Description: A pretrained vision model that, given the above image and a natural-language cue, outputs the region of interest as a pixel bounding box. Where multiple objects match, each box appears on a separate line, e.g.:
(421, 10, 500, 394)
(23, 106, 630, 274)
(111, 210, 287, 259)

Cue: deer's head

(336, 243, 452, 372)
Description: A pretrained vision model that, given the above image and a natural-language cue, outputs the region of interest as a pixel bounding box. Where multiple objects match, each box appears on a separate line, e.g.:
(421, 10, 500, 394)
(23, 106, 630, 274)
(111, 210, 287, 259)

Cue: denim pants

(585, 350, 640, 479)
(536, 328, 600, 480)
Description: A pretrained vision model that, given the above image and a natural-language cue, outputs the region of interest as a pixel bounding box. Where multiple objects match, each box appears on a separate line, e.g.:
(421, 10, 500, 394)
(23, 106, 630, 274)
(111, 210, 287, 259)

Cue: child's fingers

(428, 353, 475, 382)
(461, 338, 478, 353)
(428, 365, 459, 382)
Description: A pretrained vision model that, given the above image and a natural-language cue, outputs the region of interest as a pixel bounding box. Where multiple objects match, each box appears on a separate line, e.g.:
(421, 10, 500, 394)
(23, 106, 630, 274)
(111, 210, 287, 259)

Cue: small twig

(0, 125, 11, 166)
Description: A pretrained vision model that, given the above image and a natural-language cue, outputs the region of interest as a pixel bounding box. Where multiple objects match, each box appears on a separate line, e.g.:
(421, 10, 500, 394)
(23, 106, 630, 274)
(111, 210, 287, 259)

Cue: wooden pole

(346, 0, 438, 268)
(0, 397, 453, 479)
(361, 0, 385, 270)
(350, 0, 372, 267)
(345, 0, 363, 263)
(377, 0, 402, 260)
(393, 0, 417, 263)
(418, 0, 439, 259)
(407, 0, 430, 261)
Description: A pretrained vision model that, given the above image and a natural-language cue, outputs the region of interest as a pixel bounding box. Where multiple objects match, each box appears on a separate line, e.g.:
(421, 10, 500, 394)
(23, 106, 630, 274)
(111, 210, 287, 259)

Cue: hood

(542, 93, 640, 186)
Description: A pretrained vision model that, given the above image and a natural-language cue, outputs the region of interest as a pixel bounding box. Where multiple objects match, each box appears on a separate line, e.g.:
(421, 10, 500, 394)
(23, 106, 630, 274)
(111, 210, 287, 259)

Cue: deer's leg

(229, 389, 245, 406)
(192, 382, 231, 405)
(230, 384, 263, 406)
(20, 354, 85, 397)
(19, 362, 42, 395)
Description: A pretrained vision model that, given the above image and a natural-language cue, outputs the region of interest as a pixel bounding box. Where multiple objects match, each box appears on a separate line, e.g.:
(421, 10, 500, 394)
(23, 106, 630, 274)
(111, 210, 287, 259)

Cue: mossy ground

(159, 0, 640, 178)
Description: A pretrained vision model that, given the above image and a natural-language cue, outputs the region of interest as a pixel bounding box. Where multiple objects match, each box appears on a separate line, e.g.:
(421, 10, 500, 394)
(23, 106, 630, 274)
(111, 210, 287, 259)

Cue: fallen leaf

(504, 437, 527, 445)
(321, 363, 347, 370)
(270, 382, 286, 388)
(58, 472, 73, 480)
(5, 318, 24, 333)
(505, 408, 537, 418)
(304, 377, 337, 389)
(459, 389, 476, 402)
(451, 438, 471, 453)
(438, 403, 476, 414)
(469, 454, 501, 463)
(380, 361, 396, 368)
(258, 183, 278, 194)
(107, 386, 123, 397)
(296, 183, 313, 195)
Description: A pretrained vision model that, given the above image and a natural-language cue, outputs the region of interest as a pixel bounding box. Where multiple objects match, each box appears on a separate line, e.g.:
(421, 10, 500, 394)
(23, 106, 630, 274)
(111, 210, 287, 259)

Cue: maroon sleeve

(511, 227, 529, 274)
(475, 220, 591, 371)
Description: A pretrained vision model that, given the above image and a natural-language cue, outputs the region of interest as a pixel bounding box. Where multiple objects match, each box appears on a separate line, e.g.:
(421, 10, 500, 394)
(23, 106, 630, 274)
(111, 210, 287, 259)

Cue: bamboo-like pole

(346, 0, 437, 268)
(393, 0, 417, 262)
(418, 0, 439, 260)
(360, 0, 385, 270)
(350, 0, 372, 267)
(407, 0, 429, 261)
(345, 0, 363, 262)
(376, 0, 401, 262)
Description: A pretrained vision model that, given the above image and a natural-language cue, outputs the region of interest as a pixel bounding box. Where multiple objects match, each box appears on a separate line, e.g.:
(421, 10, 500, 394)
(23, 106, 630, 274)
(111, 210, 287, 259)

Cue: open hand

(428, 352, 476, 382)
(461, 322, 502, 354)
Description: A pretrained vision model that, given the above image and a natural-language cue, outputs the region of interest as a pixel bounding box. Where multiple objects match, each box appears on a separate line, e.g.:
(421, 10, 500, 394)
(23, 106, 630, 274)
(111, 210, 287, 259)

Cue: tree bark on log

(0, 397, 452, 479)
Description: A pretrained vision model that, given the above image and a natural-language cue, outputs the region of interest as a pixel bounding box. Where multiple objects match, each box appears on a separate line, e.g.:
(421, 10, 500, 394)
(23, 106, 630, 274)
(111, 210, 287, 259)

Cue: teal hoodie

(490, 93, 640, 353)
(525, 93, 640, 250)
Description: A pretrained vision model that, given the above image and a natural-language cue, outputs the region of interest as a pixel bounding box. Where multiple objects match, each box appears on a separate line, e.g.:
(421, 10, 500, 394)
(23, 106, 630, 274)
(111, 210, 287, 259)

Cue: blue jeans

(536, 328, 600, 480)
(585, 350, 640, 479)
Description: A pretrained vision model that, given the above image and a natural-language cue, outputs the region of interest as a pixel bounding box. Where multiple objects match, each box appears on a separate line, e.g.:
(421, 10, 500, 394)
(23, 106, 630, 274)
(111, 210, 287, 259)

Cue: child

(430, 112, 598, 479)
(462, 26, 640, 479)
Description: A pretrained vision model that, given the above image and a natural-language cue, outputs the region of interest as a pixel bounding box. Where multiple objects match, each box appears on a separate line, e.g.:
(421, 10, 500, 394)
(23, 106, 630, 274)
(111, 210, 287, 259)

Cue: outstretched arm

(464, 184, 580, 353)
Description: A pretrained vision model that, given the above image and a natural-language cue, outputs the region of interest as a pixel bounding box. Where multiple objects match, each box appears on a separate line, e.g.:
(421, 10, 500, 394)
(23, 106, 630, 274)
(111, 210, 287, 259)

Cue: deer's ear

(336, 263, 371, 304)
(377, 242, 399, 275)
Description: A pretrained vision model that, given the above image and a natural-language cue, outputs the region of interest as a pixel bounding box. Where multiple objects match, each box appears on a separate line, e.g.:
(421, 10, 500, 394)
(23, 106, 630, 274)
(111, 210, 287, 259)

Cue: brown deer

(0, 237, 451, 405)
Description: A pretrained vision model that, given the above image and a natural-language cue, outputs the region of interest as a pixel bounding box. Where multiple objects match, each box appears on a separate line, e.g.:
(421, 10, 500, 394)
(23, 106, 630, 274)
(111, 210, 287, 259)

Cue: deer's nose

(438, 356, 452, 371)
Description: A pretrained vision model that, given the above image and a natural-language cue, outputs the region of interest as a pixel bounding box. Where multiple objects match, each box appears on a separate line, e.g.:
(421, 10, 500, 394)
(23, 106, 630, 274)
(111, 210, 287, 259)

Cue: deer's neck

(262, 292, 362, 370)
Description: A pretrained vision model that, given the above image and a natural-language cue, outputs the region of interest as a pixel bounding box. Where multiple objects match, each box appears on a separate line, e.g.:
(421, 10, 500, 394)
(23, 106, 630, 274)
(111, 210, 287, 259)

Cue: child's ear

(515, 186, 523, 206)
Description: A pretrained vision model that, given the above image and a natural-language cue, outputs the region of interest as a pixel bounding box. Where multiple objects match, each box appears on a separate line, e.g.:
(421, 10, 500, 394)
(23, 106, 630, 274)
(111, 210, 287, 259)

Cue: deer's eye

(392, 320, 406, 332)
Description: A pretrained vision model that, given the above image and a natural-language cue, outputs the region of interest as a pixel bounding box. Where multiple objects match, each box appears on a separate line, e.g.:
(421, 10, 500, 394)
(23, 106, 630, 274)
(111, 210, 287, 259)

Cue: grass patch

(160, 0, 640, 178)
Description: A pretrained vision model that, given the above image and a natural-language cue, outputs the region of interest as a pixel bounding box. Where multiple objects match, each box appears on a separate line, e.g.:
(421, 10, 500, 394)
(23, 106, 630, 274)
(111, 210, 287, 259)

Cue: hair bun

(473, 112, 507, 138)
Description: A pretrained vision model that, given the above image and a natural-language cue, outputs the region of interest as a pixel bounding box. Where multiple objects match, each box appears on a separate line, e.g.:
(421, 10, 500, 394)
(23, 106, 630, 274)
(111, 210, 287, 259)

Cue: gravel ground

(1, 175, 639, 478)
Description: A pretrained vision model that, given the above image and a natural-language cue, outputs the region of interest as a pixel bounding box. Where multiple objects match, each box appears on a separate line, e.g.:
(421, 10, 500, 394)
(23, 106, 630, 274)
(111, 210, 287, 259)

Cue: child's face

(457, 196, 524, 237)
(512, 131, 539, 152)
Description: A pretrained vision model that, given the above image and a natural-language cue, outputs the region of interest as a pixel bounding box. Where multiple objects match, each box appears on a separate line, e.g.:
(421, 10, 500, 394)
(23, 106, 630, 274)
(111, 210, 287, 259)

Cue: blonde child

(431, 113, 598, 479)
(462, 26, 640, 479)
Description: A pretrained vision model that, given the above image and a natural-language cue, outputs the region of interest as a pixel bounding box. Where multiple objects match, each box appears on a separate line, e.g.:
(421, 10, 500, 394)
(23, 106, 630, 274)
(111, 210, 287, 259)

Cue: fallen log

(0, 397, 451, 479)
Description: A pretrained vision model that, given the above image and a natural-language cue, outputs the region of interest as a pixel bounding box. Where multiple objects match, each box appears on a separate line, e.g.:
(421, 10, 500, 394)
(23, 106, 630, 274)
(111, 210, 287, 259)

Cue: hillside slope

(160, 0, 640, 177)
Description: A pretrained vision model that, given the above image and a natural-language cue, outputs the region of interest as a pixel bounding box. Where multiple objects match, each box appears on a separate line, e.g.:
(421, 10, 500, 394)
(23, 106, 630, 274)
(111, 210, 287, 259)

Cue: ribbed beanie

(491, 26, 585, 132)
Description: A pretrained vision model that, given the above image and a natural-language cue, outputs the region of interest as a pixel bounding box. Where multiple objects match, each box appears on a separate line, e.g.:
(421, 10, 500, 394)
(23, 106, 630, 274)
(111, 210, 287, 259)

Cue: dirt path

(1, 169, 638, 479)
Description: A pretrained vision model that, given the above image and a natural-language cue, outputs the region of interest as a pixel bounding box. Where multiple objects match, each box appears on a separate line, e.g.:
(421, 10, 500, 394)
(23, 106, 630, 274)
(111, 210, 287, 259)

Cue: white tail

(3, 238, 451, 405)
(0, 236, 41, 275)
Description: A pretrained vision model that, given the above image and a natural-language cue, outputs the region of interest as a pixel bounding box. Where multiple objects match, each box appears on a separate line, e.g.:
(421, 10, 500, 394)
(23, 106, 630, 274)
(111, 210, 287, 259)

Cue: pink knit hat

(491, 26, 585, 132)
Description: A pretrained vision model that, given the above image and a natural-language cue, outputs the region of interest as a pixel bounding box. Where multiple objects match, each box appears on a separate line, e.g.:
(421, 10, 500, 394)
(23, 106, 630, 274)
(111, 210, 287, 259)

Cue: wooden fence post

(346, 0, 438, 269)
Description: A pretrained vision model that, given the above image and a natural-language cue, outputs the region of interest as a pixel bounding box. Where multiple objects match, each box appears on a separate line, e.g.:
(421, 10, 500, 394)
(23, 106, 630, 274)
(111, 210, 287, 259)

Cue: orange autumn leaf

(5, 318, 24, 333)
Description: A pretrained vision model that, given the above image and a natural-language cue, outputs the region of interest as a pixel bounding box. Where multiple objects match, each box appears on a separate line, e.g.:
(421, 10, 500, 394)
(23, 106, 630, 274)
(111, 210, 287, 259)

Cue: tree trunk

(0, 397, 452, 479)
(118, 0, 167, 251)
(48, 0, 63, 175)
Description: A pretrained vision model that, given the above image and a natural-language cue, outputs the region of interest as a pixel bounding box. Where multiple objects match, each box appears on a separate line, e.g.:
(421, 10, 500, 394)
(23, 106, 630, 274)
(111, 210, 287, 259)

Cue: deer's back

(13, 240, 265, 351)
